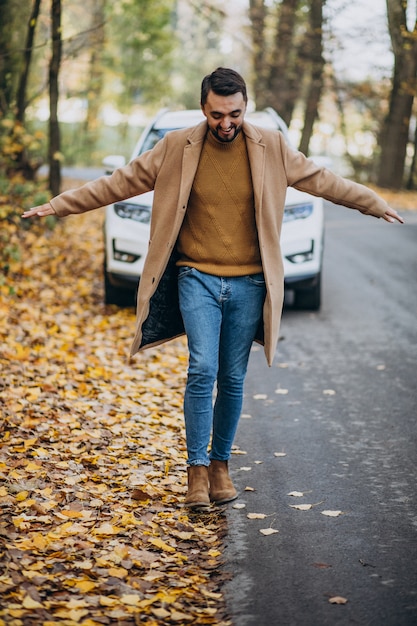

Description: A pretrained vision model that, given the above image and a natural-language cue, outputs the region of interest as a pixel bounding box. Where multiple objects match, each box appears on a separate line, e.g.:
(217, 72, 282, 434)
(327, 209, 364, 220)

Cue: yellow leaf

(99, 596, 119, 606)
(25, 461, 42, 471)
(22, 595, 43, 609)
(107, 567, 128, 579)
(74, 580, 96, 593)
(55, 510, 84, 519)
(247, 513, 267, 519)
(120, 594, 141, 606)
(32, 534, 48, 550)
(208, 549, 221, 557)
(54, 608, 89, 621)
(15, 491, 29, 502)
(148, 537, 176, 553)
(92, 522, 123, 535)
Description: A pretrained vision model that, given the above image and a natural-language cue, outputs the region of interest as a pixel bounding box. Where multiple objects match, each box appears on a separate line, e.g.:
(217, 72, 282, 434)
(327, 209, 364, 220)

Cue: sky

(230, 0, 415, 82)
(327, 0, 393, 80)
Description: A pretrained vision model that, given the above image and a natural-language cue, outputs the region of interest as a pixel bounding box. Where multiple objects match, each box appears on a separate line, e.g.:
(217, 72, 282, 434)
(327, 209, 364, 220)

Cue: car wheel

(104, 263, 135, 307)
(293, 273, 321, 311)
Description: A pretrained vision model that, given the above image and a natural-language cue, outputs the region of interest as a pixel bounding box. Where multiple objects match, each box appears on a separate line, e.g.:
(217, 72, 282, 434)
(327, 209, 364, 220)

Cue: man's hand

(383, 207, 404, 224)
(22, 204, 56, 219)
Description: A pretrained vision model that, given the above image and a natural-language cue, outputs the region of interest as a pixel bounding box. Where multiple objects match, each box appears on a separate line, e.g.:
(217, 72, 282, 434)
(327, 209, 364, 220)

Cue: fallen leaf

(259, 528, 279, 536)
(275, 388, 288, 394)
(22, 596, 43, 609)
(131, 488, 151, 501)
(152, 607, 171, 619)
(247, 513, 267, 519)
(232, 503, 246, 509)
(321, 510, 343, 517)
(0, 205, 228, 624)
(274, 452, 287, 457)
(287, 491, 304, 497)
(148, 537, 176, 553)
(323, 389, 336, 395)
(289, 504, 313, 511)
(253, 393, 268, 400)
(329, 596, 348, 604)
(120, 594, 141, 606)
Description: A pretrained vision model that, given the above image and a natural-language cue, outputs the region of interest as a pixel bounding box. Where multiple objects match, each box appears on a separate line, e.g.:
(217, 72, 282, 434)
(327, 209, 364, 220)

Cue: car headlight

(114, 202, 151, 224)
(283, 202, 314, 222)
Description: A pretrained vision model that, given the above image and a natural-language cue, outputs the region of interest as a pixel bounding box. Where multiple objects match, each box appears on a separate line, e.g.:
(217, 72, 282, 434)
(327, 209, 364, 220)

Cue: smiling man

(202, 73, 246, 143)
(23, 67, 403, 509)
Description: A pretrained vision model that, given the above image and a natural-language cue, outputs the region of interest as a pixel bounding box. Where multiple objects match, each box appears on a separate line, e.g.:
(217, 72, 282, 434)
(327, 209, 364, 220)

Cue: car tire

(104, 263, 135, 307)
(293, 273, 321, 311)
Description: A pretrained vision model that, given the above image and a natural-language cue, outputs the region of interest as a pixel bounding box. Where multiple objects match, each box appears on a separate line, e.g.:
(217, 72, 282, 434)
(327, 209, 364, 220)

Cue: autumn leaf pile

(0, 200, 230, 625)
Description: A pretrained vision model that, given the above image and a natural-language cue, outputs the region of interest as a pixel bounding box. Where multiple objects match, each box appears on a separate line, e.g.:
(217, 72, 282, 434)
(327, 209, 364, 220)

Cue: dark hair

(200, 67, 248, 106)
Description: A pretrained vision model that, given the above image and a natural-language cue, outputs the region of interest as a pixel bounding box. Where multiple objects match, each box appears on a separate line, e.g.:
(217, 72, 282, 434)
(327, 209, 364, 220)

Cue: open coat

(50, 121, 391, 365)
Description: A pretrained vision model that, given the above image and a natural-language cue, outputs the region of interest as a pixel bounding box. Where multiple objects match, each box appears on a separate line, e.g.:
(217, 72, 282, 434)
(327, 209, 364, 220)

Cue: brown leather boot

(208, 460, 238, 505)
(184, 465, 210, 508)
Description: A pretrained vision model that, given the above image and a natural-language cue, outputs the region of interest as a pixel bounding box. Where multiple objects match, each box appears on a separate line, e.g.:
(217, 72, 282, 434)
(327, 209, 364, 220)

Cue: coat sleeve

(50, 137, 169, 217)
(280, 138, 390, 219)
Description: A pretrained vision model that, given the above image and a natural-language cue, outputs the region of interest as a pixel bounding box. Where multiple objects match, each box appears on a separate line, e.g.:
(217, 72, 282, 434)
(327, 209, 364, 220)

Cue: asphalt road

(224, 203, 417, 626)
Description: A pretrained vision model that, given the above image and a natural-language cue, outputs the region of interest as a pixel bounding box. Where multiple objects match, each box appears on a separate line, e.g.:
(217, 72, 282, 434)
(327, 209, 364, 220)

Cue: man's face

(201, 90, 247, 142)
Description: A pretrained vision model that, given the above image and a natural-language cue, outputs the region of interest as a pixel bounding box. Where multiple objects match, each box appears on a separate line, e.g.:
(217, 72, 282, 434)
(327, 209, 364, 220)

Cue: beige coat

(51, 121, 390, 365)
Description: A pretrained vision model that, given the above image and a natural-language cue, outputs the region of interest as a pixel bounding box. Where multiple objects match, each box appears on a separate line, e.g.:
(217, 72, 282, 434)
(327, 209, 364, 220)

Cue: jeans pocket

(246, 272, 265, 286)
(178, 266, 195, 280)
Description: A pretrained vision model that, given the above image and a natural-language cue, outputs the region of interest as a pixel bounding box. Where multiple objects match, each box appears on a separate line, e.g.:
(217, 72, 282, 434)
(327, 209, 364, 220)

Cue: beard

(210, 124, 242, 143)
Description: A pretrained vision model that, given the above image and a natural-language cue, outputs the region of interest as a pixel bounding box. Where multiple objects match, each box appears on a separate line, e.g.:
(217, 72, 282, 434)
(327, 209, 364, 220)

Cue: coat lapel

(178, 122, 207, 208)
(244, 122, 266, 216)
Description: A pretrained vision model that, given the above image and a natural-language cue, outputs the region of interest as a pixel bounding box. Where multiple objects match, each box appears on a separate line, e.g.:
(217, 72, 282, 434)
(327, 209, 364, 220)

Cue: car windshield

(139, 128, 176, 155)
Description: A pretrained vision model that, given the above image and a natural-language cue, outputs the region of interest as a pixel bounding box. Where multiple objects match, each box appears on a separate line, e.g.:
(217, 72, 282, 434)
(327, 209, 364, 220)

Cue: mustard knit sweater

(177, 130, 262, 276)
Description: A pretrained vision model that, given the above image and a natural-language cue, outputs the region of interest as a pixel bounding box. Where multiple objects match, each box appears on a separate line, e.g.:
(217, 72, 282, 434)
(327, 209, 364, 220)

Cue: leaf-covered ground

(0, 201, 230, 625)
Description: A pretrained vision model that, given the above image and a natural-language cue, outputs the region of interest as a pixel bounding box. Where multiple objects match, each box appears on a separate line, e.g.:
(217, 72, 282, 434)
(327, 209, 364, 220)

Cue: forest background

(1, 0, 417, 196)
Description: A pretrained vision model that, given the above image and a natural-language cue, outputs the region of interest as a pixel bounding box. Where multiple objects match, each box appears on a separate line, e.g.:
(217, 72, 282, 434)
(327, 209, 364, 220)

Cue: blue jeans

(178, 267, 266, 466)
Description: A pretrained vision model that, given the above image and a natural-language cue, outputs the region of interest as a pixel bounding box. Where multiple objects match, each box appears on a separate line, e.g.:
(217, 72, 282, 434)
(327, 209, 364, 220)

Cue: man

(23, 67, 404, 509)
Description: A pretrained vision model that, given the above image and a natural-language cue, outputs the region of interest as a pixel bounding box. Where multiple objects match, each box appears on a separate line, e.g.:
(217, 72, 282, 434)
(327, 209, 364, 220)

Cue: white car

(103, 108, 324, 309)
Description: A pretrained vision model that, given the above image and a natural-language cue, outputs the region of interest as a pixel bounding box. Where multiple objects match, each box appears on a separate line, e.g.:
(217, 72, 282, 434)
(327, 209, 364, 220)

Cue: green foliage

(0, 0, 33, 115)
(105, 0, 177, 109)
(0, 176, 54, 290)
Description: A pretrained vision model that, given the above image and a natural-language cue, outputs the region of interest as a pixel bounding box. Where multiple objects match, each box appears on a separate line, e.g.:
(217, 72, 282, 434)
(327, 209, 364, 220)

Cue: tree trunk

(16, 0, 42, 123)
(48, 0, 62, 196)
(83, 0, 106, 153)
(377, 0, 417, 189)
(0, 0, 16, 115)
(298, 0, 325, 155)
(267, 0, 300, 124)
(249, 0, 268, 104)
